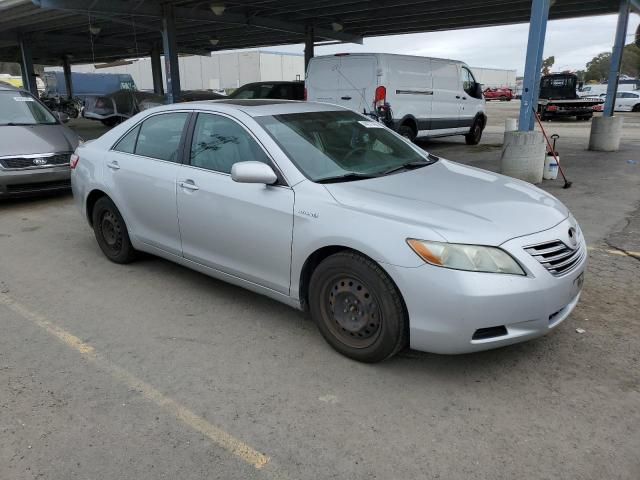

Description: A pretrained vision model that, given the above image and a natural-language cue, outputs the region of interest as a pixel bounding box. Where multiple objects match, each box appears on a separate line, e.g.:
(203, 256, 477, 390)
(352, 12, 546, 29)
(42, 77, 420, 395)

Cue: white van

(305, 53, 486, 145)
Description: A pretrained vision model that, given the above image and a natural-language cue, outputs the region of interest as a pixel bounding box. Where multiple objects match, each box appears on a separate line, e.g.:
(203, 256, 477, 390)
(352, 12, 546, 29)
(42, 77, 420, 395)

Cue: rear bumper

(0, 166, 70, 197)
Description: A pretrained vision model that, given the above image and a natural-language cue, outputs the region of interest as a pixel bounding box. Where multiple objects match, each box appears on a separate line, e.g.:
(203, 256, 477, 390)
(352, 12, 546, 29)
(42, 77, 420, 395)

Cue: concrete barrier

(588, 116, 623, 152)
(505, 118, 518, 132)
(500, 130, 545, 184)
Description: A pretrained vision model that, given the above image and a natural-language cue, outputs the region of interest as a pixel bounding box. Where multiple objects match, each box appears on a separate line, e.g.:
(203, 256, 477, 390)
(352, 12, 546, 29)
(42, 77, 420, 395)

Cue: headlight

(407, 239, 525, 275)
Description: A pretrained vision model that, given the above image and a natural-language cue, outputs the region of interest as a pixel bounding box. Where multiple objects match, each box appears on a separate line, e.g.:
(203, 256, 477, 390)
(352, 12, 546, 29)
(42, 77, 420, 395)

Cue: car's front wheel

(465, 118, 483, 145)
(309, 251, 408, 362)
(92, 196, 137, 264)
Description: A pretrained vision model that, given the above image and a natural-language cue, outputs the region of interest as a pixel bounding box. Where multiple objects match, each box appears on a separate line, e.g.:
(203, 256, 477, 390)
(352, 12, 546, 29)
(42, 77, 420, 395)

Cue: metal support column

(304, 26, 314, 73)
(603, 0, 631, 117)
(518, 0, 551, 131)
(150, 44, 164, 95)
(19, 35, 38, 95)
(162, 4, 181, 103)
(62, 55, 73, 99)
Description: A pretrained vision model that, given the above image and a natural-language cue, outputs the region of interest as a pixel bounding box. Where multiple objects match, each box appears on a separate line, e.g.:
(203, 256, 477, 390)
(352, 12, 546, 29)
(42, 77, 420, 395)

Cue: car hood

(0, 124, 80, 156)
(323, 159, 568, 245)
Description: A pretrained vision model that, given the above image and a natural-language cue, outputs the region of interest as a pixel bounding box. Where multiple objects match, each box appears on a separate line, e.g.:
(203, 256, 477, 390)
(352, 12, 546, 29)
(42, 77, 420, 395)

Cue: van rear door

(307, 54, 378, 114)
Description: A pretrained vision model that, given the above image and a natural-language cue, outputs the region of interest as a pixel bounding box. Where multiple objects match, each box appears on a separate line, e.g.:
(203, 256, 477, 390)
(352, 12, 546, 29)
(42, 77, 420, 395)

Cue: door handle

(107, 161, 120, 170)
(456, 95, 461, 99)
(462, 97, 467, 100)
(179, 180, 199, 191)
(341, 96, 352, 100)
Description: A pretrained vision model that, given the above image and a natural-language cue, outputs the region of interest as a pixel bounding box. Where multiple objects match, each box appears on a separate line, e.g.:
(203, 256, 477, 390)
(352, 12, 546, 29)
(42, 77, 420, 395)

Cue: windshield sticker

(13, 96, 35, 102)
(358, 120, 384, 128)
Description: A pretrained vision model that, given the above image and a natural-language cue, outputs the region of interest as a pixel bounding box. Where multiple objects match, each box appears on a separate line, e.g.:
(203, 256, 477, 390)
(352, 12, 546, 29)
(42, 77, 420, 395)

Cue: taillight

(374, 86, 386, 109)
(546, 105, 558, 112)
(69, 153, 80, 169)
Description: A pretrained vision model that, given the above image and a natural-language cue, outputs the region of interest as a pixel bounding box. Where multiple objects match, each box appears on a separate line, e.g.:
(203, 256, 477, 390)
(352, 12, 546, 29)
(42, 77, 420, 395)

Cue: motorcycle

(41, 94, 81, 119)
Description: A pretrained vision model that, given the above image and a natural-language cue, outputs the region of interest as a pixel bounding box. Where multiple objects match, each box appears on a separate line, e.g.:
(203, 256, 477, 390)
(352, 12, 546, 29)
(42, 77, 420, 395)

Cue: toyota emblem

(32, 158, 48, 166)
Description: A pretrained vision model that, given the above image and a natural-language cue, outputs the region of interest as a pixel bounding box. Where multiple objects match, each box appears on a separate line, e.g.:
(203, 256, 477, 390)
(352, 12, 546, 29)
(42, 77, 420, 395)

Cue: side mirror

(231, 161, 278, 185)
(54, 111, 70, 123)
(474, 82, 483, 99)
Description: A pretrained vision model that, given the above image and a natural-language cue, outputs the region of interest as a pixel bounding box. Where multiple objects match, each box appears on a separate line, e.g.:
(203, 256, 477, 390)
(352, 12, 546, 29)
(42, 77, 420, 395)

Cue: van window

(460, 67, 478, 97)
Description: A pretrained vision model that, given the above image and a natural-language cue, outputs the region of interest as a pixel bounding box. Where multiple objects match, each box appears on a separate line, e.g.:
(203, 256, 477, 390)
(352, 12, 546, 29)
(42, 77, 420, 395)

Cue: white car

(611, 91, 640, 112)
(306, 53, 486, 145)
(71, 100, 586, 363)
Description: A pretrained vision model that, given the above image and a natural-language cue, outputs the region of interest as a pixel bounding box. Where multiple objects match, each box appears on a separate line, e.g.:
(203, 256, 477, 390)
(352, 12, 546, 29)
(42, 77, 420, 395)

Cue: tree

(541, 56, 555, 75)
(584, 43, 640, 82)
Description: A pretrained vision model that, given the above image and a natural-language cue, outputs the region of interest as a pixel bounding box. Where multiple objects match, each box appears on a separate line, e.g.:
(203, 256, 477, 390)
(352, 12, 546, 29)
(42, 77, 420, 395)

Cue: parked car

(608, 91, 640, 112)
(306, 53, 486, 144)
(483, 87, 513, 101)
(228, 81, 304, 100)
(83, 89, 226, 126)
(538, 73, 602, 121)
(71, 100, 586, 363)
(0, 84, 80, 197)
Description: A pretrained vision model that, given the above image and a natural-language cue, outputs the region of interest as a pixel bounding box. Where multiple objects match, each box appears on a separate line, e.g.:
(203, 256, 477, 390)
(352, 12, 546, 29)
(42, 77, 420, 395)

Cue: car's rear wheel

(465, 118, 483, 145)
(308, 251, 408, 363)
(92, 197, 137, 264)
(632, 104, 640, 112)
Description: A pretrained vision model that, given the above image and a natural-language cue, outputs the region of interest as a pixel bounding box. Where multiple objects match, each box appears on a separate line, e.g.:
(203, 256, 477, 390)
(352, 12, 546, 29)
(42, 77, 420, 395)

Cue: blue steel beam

(518, 0, 551, 131)
(162, 4, 181, 104)
(603, 0, 631, 117)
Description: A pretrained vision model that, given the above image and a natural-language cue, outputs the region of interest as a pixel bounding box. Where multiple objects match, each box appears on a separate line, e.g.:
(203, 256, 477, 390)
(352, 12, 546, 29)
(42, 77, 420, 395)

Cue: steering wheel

(343, 147, 367, 164)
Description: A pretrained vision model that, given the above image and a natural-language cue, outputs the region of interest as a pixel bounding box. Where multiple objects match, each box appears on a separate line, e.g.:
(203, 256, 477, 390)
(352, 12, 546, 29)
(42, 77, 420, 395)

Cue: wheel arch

(397, 115, 418, 135)
(297, 245, 407, 318)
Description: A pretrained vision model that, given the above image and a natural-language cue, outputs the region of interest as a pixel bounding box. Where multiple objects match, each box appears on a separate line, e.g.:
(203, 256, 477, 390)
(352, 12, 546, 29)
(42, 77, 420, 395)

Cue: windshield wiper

(380, 155, 439, 176)
(315, 172, 379, 184)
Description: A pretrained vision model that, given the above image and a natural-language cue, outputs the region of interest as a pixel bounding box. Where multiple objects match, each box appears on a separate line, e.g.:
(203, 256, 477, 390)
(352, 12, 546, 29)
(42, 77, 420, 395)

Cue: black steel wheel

(465, 118, 483, 145)
(309, 251, 408, 362)
(92, 196, 137, 264)
(398, 124, 417, 142)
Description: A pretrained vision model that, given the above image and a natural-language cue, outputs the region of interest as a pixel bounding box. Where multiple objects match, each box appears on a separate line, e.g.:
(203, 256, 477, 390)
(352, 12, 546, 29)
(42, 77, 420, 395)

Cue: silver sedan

(71, 100, 586, 362)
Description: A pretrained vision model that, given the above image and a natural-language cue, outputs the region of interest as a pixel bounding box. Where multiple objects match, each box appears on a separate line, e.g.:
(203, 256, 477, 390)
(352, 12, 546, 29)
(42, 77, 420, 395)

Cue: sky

(260, 13, 640, 75)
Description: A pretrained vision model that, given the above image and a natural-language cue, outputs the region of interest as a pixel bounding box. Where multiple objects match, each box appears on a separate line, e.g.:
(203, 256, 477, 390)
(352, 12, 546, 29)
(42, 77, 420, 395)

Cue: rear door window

(135, 112, 189, 162)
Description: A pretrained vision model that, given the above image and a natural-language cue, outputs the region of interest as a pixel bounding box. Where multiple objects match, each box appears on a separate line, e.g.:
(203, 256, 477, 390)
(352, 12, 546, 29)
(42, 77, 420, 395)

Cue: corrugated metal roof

(0, 0, 621, 65)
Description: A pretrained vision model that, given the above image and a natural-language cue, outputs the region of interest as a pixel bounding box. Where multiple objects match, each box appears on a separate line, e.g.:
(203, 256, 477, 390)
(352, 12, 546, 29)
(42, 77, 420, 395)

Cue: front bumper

(386, 218, 587, 354)
(0, 166, 71, 197)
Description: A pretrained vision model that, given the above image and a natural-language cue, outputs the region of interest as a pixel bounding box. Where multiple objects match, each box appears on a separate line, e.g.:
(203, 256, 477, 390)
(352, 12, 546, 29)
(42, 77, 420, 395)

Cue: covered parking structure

(0, 0, 637, 140)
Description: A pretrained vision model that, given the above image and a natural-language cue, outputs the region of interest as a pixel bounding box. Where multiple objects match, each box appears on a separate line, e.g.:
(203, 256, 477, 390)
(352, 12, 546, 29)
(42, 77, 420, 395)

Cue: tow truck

(537, 73, 603, 121)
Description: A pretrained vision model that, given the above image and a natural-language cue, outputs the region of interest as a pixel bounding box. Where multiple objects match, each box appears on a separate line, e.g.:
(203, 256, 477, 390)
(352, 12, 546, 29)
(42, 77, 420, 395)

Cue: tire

(397, 124, 417, 142)
(499, 96, 507, 101)
(632, 104, 640, 112)
(308, 251, 408, 363)
(101, 117, 121, 127)
(465, 118, 483, 145)
(577, 114, 592, 121)
(92, 196, 137, 264)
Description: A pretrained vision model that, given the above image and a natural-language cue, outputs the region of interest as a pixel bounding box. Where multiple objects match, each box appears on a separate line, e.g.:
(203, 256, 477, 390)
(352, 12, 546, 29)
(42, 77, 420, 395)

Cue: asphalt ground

(1, 102, 639, 479)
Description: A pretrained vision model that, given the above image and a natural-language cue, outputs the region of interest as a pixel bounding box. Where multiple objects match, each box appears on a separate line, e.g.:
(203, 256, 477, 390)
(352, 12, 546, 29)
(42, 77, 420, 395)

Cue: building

(45, 50, 304, 92)
(470, 67, 518, 89)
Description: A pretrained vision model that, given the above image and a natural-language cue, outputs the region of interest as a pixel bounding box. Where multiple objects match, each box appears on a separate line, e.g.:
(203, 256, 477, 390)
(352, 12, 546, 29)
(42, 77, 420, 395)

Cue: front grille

(0, 153, 71, 169)
(524, 240, 584, 276)
(6, 179, 71, 194)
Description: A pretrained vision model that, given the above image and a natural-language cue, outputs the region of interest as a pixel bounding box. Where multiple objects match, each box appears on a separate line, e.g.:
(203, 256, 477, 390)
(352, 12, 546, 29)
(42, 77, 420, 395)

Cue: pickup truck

(483, 87, 513, 101)
(537, 73, 603, 121)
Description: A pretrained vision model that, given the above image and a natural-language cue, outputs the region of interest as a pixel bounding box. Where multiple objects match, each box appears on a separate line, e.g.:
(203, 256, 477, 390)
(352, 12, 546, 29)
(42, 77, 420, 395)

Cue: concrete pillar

(589, 116, 624, 151)
(304, 26, 314, 73)
(500, 131, 546, 184)
(150, 44, 164, 95)
(19, 35, 38, 95)
(518, 0, 550, 131)
(62, 55, 73, 99)
(162, 4, 181, 103)
(603, 0, 630, 116)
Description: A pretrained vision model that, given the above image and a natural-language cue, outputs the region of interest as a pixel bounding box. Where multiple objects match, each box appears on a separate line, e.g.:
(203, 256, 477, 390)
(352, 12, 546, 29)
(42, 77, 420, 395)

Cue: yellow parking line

(588, 246, 640, 257)
(0, 294, 270, 470)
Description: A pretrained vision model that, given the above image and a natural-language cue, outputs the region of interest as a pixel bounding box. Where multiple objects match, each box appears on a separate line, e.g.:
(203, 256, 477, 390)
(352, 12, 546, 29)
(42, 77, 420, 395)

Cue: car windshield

(256, 110, 435, 182)
(0, 91, 57, 126)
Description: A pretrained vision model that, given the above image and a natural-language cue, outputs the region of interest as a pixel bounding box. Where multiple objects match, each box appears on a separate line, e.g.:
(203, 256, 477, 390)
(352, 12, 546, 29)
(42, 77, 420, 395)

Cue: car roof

(156, 99, 347, 117)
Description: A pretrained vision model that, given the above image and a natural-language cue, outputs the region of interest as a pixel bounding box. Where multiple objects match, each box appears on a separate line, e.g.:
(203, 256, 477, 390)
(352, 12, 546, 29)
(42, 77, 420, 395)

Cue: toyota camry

(71, 100, 586, 362)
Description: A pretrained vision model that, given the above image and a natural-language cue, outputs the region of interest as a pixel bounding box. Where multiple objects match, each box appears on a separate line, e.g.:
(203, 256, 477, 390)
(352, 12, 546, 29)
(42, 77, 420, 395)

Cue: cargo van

(306, 53, 486, 144)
